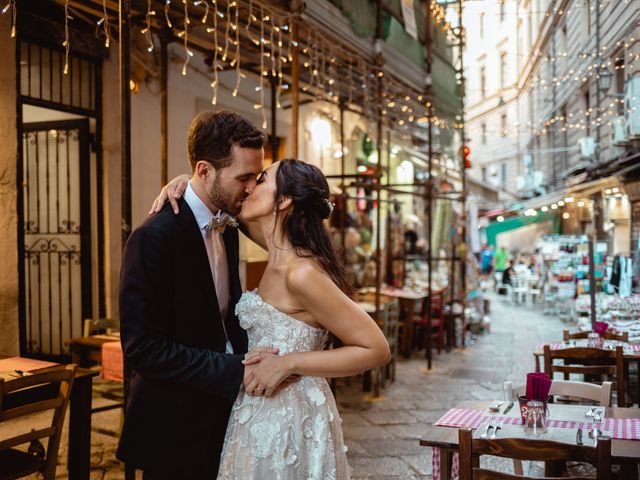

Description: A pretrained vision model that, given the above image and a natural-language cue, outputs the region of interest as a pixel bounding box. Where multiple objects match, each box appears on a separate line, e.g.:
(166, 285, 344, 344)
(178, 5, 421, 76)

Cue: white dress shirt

(184, 182, 233, 354)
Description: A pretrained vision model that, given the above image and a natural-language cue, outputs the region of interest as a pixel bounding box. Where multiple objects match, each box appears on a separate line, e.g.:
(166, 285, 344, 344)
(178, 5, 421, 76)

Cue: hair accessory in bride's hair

(324, 199, 334, 214)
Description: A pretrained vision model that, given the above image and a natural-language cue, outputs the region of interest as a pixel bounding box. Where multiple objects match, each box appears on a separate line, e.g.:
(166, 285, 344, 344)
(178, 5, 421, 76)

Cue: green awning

(484, 211, 561, 247)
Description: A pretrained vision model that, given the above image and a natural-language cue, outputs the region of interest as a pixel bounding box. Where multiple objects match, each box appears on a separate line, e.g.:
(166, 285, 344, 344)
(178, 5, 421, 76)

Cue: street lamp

(596, 64, 613, 93)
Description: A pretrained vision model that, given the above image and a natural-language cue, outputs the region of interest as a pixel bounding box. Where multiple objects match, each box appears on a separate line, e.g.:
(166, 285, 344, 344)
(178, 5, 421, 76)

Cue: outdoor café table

(381, 287, 428, 357)
(419, 400, 640, 480)
(533, 340, 640, 404)
(0, 356, 97, 480)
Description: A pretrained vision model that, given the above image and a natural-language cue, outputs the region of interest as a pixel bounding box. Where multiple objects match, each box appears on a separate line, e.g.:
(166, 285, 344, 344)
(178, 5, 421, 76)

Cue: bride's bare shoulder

(284, 258, 330, 292)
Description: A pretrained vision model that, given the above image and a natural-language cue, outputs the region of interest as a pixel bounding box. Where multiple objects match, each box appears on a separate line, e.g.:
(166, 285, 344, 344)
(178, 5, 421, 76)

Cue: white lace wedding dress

(217, 290, 351, 480)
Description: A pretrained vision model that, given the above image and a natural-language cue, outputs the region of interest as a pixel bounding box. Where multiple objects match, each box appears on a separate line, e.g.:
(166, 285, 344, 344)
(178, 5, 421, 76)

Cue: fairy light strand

(63, 0, 72, 75)
(96, 0, 111, 48)
(231, 2, 241, 96)
(179, 0, 193, 75)
(221, 0, 231, 62)
(141, 0, 156, 53)
(2, 0, 17, 38)
(164, 0, 172, 28)
(259, 7, 267, 129)
(210, 0, 219, 104)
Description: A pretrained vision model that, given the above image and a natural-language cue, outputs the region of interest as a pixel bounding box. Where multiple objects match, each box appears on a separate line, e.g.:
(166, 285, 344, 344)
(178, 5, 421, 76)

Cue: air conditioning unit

(577, 136, 595, 158)
(626, 77, 640, 139)
(611, 116, 628, 146)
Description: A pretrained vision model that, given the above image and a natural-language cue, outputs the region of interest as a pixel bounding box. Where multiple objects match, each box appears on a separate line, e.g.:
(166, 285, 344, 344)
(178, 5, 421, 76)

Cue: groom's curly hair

(188, 110, 266, 171)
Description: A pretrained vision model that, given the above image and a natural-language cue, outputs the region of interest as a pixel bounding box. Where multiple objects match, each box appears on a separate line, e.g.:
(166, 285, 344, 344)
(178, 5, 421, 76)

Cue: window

(614, 54, 625, 114)
(480, 66, 486, 99)
(527, 12, 533, 50)
(481, 122, 487, 144)
(501, 163, 507, 188)
(561, 24, 568, 69)
(500, 52, 508, 89)
(500, 1, 505, 22)
(480, 12, 485, 38)
(482, 166, 487, 182)
(581, 0, 591, 39)
(583, 89, 590, 135)
(501, 113, 507, 136)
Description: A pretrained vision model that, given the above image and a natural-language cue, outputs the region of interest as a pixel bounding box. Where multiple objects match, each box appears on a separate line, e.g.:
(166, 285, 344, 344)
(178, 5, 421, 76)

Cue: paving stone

(349, 456, 418, 476)
(360, 410, 417, 426)
(401, 451, 434, 476)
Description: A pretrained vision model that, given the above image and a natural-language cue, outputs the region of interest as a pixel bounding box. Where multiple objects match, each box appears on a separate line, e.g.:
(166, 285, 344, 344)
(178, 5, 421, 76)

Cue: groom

(117, 111, 274, 479)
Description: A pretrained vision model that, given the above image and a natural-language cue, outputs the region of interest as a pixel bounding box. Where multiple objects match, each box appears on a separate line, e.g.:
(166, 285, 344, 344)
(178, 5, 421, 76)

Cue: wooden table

(69, 333, 121, 367)
(0, 356, 97, 480)
(420, 400, 640, 480)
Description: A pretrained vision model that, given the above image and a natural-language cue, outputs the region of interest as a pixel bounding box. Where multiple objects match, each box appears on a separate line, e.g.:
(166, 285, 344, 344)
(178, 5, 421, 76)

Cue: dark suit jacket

(116, 199, 248, 478)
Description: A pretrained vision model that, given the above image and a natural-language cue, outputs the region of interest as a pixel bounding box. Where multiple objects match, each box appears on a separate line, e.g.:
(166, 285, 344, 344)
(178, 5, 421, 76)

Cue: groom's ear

(277, 196, 292, 212)
(195, 160, 215, 179)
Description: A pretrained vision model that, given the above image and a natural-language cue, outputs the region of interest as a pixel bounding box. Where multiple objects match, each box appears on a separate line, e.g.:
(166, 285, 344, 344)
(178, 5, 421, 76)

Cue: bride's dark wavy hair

(275, 159, 353, 296)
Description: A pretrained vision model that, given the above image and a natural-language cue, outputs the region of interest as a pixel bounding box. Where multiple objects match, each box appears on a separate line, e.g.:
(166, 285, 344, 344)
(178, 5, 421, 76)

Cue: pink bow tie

(207, 212, 230, 234)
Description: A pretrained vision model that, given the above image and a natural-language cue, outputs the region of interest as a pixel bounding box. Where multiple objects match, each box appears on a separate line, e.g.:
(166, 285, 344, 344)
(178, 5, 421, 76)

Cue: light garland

(96, 0, 111, 48)
(164, 0, 172, 28)
(209, 0, 218, 105)
(194, 0, 208, 23)
(2, 0, 16, 38)
(62, 0, 72, 75)
(231, 1, 241, 97)
(257, 7, 266, 129)
(141, 0, 156, 53)
(178, 0, 193, 76)
(245, 0, 258, 45)
(221, 0, 231, 62)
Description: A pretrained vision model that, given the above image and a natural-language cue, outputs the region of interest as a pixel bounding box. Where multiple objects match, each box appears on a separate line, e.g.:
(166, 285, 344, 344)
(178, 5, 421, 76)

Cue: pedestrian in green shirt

(494, 245, 509, 272)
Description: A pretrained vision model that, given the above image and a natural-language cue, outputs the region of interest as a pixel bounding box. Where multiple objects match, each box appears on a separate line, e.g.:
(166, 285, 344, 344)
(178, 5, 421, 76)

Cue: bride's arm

(148, 174, 268, 250)
(244, 263, 390, 396)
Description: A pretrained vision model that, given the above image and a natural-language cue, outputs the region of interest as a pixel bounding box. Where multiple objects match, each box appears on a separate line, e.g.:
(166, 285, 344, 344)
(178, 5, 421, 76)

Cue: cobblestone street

(29, 292, 566, 479)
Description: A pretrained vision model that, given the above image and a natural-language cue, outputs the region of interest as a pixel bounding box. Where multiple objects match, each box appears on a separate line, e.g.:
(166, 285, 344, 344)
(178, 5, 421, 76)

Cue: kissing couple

(116, 110, 390, 479)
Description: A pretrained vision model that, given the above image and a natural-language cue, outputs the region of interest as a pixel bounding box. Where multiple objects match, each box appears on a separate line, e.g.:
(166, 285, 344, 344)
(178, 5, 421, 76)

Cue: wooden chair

(381, 300, 400, 387)
(563, 329, 629, 343)
(0, 365, 76, 480)
(543, 346, 626, 407)
(83, 317, 119, 337)
(505, 380, 613, 407)
(458, 428, 612, 480)
(414, 291, 445, 354)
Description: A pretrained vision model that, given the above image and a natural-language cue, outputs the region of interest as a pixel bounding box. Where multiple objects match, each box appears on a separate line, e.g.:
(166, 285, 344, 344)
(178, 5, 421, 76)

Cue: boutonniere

(227, 216, 239, 228)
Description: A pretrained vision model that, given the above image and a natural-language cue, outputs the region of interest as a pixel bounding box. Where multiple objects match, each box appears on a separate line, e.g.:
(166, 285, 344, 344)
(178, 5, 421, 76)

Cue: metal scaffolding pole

(119, 0, 132, 250)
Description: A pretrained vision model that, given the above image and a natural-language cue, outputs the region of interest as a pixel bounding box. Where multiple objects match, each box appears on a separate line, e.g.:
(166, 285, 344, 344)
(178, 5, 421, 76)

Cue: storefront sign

(401, 0, 418, 40)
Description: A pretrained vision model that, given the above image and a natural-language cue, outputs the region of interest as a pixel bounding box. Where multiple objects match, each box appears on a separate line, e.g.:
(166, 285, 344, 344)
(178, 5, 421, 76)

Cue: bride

(153, 158, 390, 479)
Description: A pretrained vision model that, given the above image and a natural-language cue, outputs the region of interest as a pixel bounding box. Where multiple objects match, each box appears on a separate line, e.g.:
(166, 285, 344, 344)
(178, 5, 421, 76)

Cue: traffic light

(463, 145, 471, 169)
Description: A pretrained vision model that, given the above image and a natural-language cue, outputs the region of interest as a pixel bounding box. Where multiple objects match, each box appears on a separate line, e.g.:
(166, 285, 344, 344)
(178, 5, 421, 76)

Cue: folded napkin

(526, 372, 552, 401)
(594, 321, 609, 336)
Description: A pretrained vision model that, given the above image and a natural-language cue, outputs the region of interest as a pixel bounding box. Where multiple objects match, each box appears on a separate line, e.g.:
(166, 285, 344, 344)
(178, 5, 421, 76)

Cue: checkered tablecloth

(536, 342, 640, 352)
(101, 341, 124, 382)
(431, 408, 640, 480)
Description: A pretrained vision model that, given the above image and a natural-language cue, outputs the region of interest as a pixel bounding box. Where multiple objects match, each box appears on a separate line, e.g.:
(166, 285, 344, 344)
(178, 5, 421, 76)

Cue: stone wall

(0, 21, 19, 356)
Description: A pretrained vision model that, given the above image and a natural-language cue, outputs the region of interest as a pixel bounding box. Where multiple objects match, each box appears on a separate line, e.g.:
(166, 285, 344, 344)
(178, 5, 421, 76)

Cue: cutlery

(585, 408, 594, 418)
(502, 401, 514, 414)
(488, 401, 504, 412)
(481, 422, 494, 439)
(576, 428, 583, 445)
(491, 422, 503, 439)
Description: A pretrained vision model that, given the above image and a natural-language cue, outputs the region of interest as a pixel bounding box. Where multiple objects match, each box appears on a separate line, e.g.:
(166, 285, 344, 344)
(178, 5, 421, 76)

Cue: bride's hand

(243, 354, 292, 397)
(148, 174, 190, 215)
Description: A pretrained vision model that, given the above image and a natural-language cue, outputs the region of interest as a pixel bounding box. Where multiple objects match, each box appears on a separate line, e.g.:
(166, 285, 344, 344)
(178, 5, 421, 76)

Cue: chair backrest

(543, 345, 626, 407)
(382, 300, 400, 353)
(563, 329, 629, 342)
(83, 318, 119, 337)
(458, 428, 612, 480)
(0, 365, 76, 479)
(504, 380, 612, 406)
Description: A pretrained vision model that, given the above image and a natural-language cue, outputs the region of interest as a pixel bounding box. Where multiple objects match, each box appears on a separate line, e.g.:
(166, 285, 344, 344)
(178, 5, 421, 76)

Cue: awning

(485, 211, 561, 247)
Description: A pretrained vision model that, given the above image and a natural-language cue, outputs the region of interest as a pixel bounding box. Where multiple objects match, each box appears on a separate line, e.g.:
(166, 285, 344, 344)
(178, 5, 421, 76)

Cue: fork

(480, 420, 495, 439)
(490, 421, 503, 439)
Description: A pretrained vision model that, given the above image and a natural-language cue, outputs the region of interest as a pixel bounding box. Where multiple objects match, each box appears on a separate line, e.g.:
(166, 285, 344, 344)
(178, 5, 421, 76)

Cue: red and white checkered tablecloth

(431, 408, 640, 480)
(536, 342, 640, 352)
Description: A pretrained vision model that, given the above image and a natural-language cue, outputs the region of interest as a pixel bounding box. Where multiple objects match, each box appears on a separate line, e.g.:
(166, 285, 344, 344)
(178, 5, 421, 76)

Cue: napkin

(525, 372, 552, 401)
(594, 321, 609, 337)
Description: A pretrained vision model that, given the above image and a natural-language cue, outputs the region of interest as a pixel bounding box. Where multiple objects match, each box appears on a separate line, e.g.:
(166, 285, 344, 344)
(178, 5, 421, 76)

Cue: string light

(246, 0, 258, 45)
(231, 1, 241, 97)
(194, 0, 208, 23)
(210, 0, 218, 105)
(221, 0, 231, 62)
(164, 0, 172, 28)
(62, 0, 72, 75)
(275, 17, 283, 108)
(179, 0, 193, 76)
(96, 0, 111, 48)
(257, 6, 267, 129)
(2, 0, 17, 38)
(141, 0, 156, 53)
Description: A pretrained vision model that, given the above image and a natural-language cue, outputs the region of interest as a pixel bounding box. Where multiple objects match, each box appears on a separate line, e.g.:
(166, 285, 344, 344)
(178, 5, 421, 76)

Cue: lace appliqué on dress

(217, 290, 351, 480)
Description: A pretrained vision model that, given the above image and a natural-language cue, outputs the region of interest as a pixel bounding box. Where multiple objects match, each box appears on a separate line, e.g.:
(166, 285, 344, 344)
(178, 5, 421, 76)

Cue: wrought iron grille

(21, 121, 91, 357)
